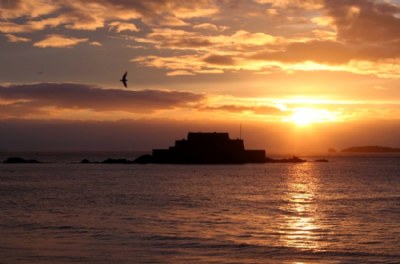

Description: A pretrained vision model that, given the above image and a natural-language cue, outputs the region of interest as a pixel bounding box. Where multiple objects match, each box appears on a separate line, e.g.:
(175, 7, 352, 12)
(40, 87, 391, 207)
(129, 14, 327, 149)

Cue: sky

(1, 0, 400, 153)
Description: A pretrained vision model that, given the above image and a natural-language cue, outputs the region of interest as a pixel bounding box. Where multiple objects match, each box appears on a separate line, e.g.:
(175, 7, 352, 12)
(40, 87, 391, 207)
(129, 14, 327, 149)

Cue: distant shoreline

(341, 146, 400, 153)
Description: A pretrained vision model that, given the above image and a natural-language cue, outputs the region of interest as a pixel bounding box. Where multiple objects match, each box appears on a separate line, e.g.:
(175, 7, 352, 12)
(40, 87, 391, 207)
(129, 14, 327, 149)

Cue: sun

(286, 108, 337, 126)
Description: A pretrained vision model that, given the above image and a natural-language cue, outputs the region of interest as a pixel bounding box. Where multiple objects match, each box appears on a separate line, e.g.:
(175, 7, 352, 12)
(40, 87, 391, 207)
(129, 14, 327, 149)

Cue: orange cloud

(193, 23, 221, 31)
(0, 17, 74, 33)
(0, 0, 58, 19)
(0, 21, 37, 33)
(2, 0, 400, 79)
(166, 70, 196, 76)
(109, 22, 139, 33)
(4, 33, 30, 42)
(0, 0, 218, 32)
(89, 41, 102, 47)
(133, 28, 280, 51)
(34, 34, 88, 48)
(256, 0, 323, 10)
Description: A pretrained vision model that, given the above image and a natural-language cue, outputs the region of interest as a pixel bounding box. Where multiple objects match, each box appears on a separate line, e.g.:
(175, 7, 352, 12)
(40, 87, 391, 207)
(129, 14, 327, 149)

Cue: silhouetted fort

(152, 132, 266, 164)
(2, 132, 308, 164)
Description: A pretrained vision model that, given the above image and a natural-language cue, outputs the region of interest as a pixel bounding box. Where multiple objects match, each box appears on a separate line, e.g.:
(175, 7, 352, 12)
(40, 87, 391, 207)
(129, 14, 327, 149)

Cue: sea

(0, 152, 399, 264)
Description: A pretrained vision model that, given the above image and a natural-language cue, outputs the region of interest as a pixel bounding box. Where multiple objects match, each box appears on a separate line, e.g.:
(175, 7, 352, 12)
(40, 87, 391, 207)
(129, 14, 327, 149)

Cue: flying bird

(120, 71, 128, 88)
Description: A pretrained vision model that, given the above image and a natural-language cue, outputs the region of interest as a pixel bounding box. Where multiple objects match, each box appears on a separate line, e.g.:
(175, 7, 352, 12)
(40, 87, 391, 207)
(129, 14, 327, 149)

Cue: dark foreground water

(1, 154, 399, 263)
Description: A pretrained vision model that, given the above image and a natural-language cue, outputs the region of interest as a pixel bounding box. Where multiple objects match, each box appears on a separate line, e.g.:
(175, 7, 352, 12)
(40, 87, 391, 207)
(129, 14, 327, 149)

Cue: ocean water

(0, 153, 399, 264)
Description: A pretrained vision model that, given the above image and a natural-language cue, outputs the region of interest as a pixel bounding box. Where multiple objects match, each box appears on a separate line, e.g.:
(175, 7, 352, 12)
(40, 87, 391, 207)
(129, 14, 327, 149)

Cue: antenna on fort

(239, 124, 242, 139)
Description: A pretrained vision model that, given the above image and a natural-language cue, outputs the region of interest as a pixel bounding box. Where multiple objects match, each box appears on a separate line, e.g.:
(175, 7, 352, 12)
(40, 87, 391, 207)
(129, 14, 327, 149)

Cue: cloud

(129, 0, 400, 78)
(133, 28, 213, 50)
(4, 33, 30, 42)
(89, 41, 102, 46)
(132, 54, 238, 75)
(0, 0, 219, 33)
(166, 70, 195, 76)
(202, 104, 284, 115)
(0, 83, 296, 121)
(255, 0, 323, 10)
(250, 40, 354, 65)
(33, 34, 88, 48)
(109, 21, 139, 33)
(130, 28, 286, 74)
(203, 54, 236, 65)
(132, 55, 206, 72)
(193, 23, 222, 31)
(0, 17, 68, 33)
(0, 0, 59, 19)
(2, 0, 400, 79)
(133, 28, 279, 51)
(0, 83, 205, 118)
(0, 21, 36, 33)
(324, 0, 400, 43)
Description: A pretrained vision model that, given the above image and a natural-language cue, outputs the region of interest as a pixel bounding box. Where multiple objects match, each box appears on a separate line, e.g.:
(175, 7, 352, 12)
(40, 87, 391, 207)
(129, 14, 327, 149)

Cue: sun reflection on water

(279, 162, 322, 251)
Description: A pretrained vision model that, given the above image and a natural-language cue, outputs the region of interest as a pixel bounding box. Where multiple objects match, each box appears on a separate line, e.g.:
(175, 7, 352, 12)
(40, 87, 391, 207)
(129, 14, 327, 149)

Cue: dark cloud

(0, 83, 205, 116)
(0, 0, 21, 9)
(174, 37, 212, 48)
(324, 0, 400, 43)
(203, 54, 236, 65)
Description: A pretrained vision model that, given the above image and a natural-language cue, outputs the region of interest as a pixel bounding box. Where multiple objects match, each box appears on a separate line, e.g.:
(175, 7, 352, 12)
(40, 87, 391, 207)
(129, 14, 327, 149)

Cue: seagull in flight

(120, 71, 128, 88)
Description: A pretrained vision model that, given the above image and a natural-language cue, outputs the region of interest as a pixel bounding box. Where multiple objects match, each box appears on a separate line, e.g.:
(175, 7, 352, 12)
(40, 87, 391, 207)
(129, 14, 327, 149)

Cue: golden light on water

(280, 163, 322, 250)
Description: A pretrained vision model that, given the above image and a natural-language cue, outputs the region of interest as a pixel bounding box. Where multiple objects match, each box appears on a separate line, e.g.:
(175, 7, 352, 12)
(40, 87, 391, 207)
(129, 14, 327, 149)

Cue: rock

(101, 158, 133, 164)
(133, 154, 153, 164)
(3, 157, 41, 164)
(279, 156, 306, 163)
(265, 156, 307, 163)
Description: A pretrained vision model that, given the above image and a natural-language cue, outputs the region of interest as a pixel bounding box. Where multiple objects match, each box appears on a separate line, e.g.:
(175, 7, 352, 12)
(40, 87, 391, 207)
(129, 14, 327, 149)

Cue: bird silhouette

(120, 71, 128, 88)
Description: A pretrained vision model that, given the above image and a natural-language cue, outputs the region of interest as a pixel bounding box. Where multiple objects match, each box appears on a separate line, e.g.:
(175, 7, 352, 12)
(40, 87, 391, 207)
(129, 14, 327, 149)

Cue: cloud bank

(0, 83, 205, 118)
(1, 0, 400, 78)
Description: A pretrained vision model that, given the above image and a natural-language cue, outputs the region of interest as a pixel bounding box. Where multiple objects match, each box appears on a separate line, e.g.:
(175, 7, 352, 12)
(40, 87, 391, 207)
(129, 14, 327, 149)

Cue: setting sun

(286, 108, 338, 126)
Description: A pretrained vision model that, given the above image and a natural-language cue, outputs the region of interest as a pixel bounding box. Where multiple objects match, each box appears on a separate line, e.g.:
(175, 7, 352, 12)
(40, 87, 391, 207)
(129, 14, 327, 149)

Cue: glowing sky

(1, 0, 400, 152)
